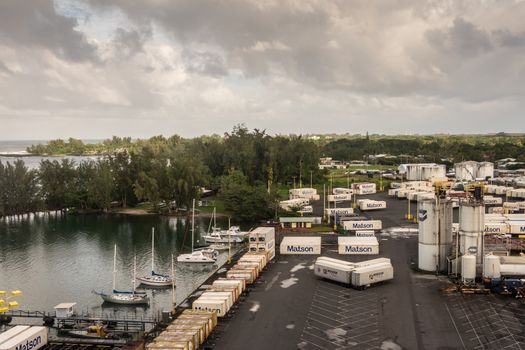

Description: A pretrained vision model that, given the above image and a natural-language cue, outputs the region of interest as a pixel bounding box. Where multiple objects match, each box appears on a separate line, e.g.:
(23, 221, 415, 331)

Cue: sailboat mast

(151, 227, 155, 273)
(171, 253, 176, 308)
(133, 255, 137, 294)
(112, 244, 117, 291)
(191, 198, 195, 252)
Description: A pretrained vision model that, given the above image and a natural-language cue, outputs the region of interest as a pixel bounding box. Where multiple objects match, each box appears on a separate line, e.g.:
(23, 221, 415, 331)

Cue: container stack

(314, 256, 393, 289)
(146, 310, 217, 350)
(147, 228, 275, 348)
(248, 227, 276, 260)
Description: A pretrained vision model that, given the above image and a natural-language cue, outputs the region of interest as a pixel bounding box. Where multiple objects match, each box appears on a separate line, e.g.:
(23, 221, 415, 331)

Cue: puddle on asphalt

(249, 301, 260, 313)
(380, 339, 403, 350)
(280, 277, 299, 288)
(290, 263, 306, 273)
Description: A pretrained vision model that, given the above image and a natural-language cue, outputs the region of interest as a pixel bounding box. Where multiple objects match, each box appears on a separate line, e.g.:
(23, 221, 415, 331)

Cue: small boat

(59, 324, 113, 339)
(177, 199, 218, 264)
(203, 230, 244, 244)
(93, 245, 149, 305)
(136, 228, 173, 287)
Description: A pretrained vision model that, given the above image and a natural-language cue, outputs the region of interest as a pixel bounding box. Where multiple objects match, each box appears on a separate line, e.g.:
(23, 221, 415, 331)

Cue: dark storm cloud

(0, 0, 97, 62)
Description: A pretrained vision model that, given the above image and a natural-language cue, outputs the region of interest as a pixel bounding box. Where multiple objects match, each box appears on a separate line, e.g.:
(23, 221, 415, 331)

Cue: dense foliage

(3, 126, 321, 222)
(6, 129, 525, 220)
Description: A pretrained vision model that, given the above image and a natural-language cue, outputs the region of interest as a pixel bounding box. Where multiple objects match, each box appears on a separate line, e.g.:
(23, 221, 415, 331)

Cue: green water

(0, 212, 239, 319)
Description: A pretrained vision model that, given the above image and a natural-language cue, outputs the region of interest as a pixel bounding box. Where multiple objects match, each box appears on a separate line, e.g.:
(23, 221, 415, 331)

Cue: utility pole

(310, 170, 313, 189)
(292, 176, 297, 189)
(323, 183, 326, 222)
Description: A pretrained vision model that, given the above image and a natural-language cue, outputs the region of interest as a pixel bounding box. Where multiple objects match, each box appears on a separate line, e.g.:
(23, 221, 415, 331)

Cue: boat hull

(98, 293, 150, 305)
(136, 276, 173, 287)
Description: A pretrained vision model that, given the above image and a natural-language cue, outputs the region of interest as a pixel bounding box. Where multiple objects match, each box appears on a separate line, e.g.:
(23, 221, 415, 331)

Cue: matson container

(325, 208, 354, 216)
(192, 299, 228, 317)
(159, 331, 200, 348)
(353, 183, 377, 195)
(359, 200, 386, 211)
(509, 222, 525, 234)
(280, 236, 321, 255)
(199, 293, 233, 311)
(0, 327, 47, 350)
(147, 340, 192, 350)
(328, 194, 352, 202)
(314, 259, 353, 284)
(338, 237, 379, 255)
(484, 196, 503, 205)
(351, 263, 394, 288)
(353, 258, 391, 268)
(0, 326, 30, 345)
(333, 187, 353, 195)
(226, 271, 254, 284)
(343, 220, 382, 231)
(165, 324, 207, 344)
(180, 310, 218, 329)
(316, 256, 355, 267)
(249, 227, 275, 243)
(484, 223, 508, 235)
(355, 231, 375, 237)
(213, 278, 245, 294)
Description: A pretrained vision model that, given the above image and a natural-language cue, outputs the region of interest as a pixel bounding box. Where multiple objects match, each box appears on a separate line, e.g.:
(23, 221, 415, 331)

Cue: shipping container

(328, 194, 352, 202)
(213, 278, 245, 294)
(484, 223, 508, 235)
(353, 258, 391, 267)
(355, 230, 375, 237)
(159, 331, 200, 347)
(199, 293, 233, 310)
(314, 259, 354, 284)
(359, 200, 387, 211)
(333, 187, 353, 195)
(351, 263, 394, 288)
(0, 326, 30, 345)
(192, 299, 228, 317)
(226, 271, 254, 284)
(342, 220, 382, 231)
(280, 236, 322, 255)
(325, 208, 354, 216)
(0, 327, 47, 350)
(316, 256, 355, 266)
(338, 237, 379, 255)
(509, 222, 525, 234)
(165, 324, 207, 344)
(148, 338, 193, 350)
(249, 227, 276, 243)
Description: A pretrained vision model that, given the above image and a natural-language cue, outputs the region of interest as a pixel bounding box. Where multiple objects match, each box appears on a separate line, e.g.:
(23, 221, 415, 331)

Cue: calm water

(0, 212, 240, 320)
(0, 140, 102, 169)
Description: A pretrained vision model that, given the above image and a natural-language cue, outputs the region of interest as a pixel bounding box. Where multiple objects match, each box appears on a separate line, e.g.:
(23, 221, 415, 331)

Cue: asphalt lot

(208, 192, 525, 350)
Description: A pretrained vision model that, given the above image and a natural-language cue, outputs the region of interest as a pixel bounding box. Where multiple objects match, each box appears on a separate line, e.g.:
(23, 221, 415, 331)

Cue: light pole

(310, 170, 313, 189)
(0, 290, 22, 313)
(292, 176, 297, 189)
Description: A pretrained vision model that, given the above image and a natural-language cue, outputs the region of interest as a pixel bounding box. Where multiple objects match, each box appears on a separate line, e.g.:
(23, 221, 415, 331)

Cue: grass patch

(309, 225, 335, 233)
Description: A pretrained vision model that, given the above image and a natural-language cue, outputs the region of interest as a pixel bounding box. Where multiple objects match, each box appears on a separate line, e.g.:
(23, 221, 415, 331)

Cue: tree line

(1, 126, 321, 221)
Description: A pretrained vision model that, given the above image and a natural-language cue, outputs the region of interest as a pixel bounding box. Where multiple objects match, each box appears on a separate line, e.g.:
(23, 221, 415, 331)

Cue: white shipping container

(280, 236, 321, 255)
(484, 223, 508, 235)
(328, 194, 352, 202)
(355, 230, 375, 237)
(351, 263, 394, 288)
(359, 200, 386, 211)
(325, 208, 354, 216)
(192, 300, 228, 317)
(212, 280, 244, 295)
(333, 187, 353, 195)
(0, 326, 30, 345)
(0, 327, 47, 350)
(343, 220, 382, 231)
(249, 227, 275, 243)
(353, 258, 392, 268)
(316, 256, 355, 266)
(484, 196, 503, 205)
(200, 293, 233, 310)
(314, 260, 353, 284)
(338, 237, 379, 255)
(356, 187, 377, 195)
(509, 222, 525, 234)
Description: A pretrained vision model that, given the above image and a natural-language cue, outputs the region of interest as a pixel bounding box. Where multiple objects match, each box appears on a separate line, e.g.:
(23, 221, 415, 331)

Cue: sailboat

(202, 210, 246, 244)
(93, 245, 149, 305)
(177, 199, 218, 263)
(136, 228, 173, 287)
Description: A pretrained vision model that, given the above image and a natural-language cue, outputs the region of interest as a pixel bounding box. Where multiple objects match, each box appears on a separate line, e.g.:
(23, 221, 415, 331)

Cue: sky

(0, 0, 524, 140)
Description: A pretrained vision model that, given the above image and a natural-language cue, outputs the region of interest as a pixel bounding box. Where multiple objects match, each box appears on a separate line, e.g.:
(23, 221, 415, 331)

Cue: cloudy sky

(1, 0, 524, 139)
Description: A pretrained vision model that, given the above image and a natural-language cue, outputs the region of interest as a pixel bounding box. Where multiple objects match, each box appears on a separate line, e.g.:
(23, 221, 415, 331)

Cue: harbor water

(0, 212, 241, 319)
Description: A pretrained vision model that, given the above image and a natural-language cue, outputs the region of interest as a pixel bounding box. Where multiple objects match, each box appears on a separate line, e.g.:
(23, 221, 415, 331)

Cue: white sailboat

(177, 199, 218, 263)
(93, 245, 149, 305)
(202, 210, 247, 244)
(136, 228, 173, 287)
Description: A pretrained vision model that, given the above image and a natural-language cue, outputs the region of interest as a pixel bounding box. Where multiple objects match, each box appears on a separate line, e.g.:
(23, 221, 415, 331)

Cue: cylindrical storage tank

(476, 162, 494, 180)
(438, 199, 453, 272)
(483, 253, 501, 279)
(461, 254, 476, 283)
(459, 202, 484, 264)
(455, 162, 476, 181)
(418, 199, 438, 272)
